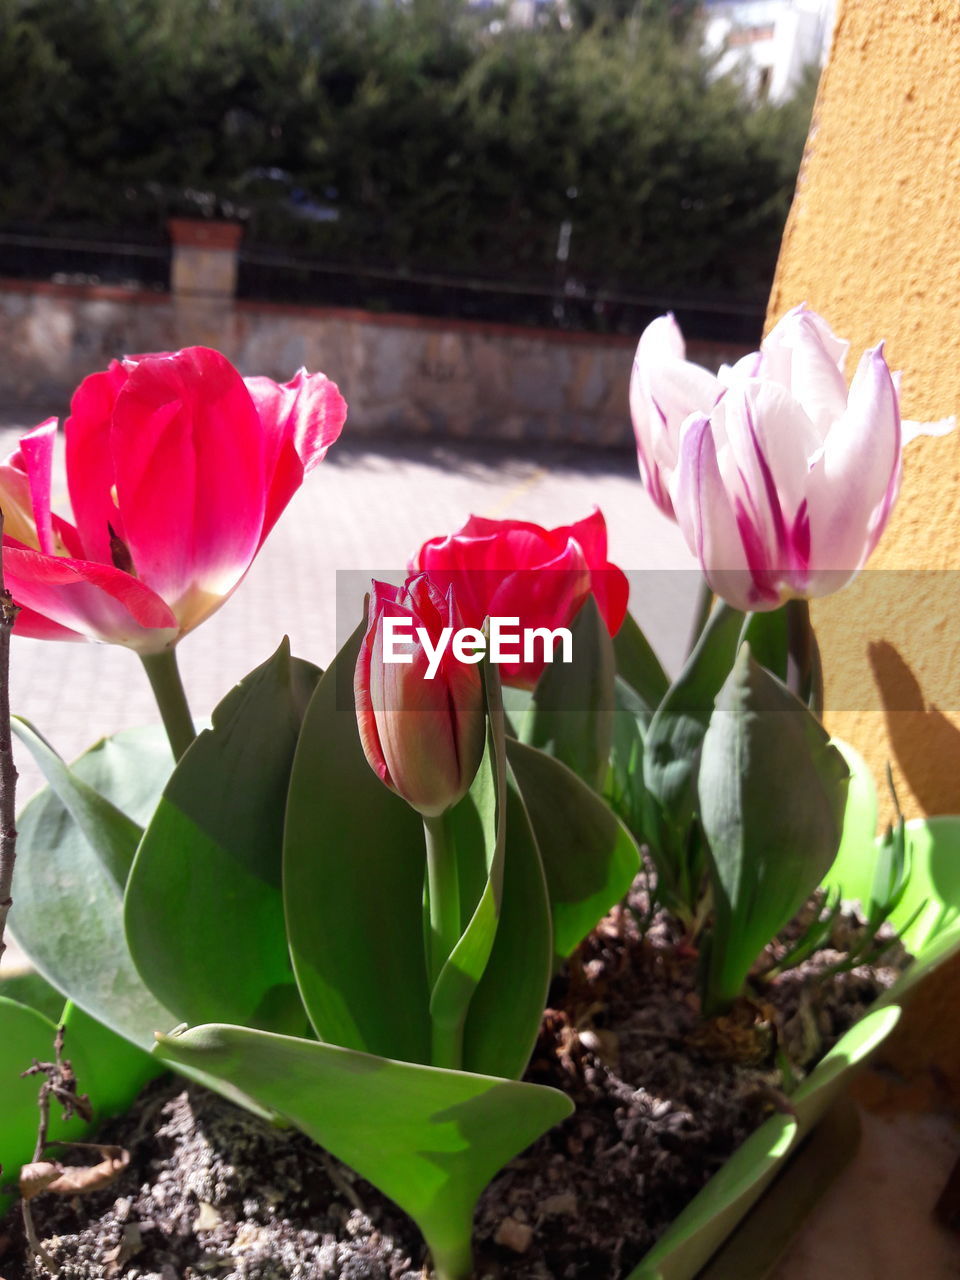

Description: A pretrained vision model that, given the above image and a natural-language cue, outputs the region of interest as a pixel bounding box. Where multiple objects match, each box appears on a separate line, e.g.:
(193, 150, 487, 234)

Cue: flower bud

(354, 574, 485, 816)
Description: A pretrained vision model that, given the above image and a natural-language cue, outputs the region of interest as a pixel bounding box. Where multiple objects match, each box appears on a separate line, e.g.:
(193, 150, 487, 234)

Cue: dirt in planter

(0, 890, 908, 1280)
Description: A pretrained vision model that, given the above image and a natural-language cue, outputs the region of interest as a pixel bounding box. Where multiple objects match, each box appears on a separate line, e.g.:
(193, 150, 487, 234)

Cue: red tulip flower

(355, 574, 485, 817)
(410, 510, 628, 688)
(0, 347, 347, 652)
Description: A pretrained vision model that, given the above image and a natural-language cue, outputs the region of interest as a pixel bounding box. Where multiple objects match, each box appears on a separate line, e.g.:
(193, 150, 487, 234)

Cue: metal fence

(0, 224, 766, 345)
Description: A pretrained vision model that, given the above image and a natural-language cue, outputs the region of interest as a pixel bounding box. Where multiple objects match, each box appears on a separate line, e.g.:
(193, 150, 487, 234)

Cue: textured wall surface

(769, 0, 960, 823)
(768, 0, 960, 1091)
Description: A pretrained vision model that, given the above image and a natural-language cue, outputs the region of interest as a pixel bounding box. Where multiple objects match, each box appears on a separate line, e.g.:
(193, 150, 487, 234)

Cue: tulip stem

(423, 811, 463, 1070)
(686, 578, 715, 658)
(140, 649, 197, 762)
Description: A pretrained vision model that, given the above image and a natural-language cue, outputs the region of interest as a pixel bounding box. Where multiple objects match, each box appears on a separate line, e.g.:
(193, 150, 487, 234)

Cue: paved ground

(0, 417, 700, 803)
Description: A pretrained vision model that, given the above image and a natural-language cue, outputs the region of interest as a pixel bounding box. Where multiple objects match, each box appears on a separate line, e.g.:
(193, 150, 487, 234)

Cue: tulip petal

(630, 315, 720, 517)
(14, 419, 58, 556)
(673, 415, 759, 611)
(65, 361, 131, 564)
(244, 370, 348, 545)
(3, 543, 179, 650)
(719, 381, 819, 564)
(806, 344, 900, 577)
(760, 306, 850, 439)
(12, 604, 87, 642)
(110, 348, 266, 623)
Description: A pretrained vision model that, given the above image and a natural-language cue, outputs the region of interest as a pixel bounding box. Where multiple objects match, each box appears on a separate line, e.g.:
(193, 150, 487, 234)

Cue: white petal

(673, 413, 755, 610)
(762, 306, 850, 436)
(806, 343, 900, 573)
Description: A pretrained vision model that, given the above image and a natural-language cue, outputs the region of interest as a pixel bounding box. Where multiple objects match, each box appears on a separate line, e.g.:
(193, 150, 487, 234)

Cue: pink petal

(630, 315, 719, 518)
(806, 344, 900, 577)
(65, 361, 131, 564)
(244, 369, 348, 545)
(719, 382, 819, 565)
(3, 543, 179, 650)
(672, 415, 757, 611)
(12, 604, 87, 643)
(15, 420, 58, 556)
(110, 348, 266, 624)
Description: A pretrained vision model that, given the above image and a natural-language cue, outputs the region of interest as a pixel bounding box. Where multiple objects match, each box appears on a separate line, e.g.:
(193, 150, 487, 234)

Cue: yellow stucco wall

(768, 0, 960, 824)
(768, 0, 960, 1087)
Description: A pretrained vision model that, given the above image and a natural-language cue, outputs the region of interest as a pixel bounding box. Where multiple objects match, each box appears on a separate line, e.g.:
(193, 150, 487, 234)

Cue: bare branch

(0, 508, 19, 965)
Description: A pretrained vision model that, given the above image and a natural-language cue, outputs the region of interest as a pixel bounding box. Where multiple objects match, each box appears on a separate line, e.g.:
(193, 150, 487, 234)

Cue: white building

(703, 0, 836, 101)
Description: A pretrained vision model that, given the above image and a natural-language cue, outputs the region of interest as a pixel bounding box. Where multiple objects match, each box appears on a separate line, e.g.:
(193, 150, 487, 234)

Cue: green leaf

(607, 676, 654, 845)
(11, 718, 151, 887)
(699, 647, 849, 1011)
(284, 621, 432, 1064)
(613, 608, 669, 722)
(642, 601, 744, 912)
(429, 655, 511, 1065)
(155, 1022, 573, 1280)
(0, 968, 65, 1023)
(9, 727, 178, 1049)
(831, 738, 879, 877)
(507, 737, 640, 962)
(460, 778, 552, 1080)
(125, 641, 319, 1036)
(61, 1001, 164, 1120)
(520, 594, 615, 792)
(644, 601, 744, 826)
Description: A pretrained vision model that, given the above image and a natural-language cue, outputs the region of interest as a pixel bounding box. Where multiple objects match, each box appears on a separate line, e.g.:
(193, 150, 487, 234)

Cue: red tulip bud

(354, 574, 485, 817)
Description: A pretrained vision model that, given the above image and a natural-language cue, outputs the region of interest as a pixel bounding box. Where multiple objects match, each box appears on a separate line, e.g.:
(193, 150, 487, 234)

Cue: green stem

(686, 577, 714, 659)
(423, 811, 463, 1070)
(139, 648, 197, 761)
(429, 1234, 474, 1280)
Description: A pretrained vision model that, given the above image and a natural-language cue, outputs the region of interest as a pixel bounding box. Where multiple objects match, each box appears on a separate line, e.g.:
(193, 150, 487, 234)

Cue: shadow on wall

(870, 640, 960, 816)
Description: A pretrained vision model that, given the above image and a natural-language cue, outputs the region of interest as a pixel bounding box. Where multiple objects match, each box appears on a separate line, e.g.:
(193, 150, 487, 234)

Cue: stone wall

(0, 278, 749, 448)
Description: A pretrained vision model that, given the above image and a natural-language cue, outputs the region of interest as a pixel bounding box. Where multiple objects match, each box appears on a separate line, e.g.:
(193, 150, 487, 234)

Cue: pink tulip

(410, 510, 629, 688)
(670, 305, 952, 611)
(0, 347, 347, 651)
(355, 574, 485, 817)
(629, 313, 722, 518)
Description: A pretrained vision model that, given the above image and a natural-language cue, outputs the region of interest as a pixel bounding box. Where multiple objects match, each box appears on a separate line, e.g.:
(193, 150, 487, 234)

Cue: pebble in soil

(0, 892, 908, 1280)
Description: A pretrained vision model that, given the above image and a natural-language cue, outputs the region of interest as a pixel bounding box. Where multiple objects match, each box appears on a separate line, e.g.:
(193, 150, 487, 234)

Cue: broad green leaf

(155, 1022, 573, 1280)
(460, 779, 552, 1080)
(507, 737, 640, 962)
(11, 718, 150, 887)
(430, 656, 509, 1064)
(521, 595, 615, 792)
(613, 608, 669, 722)
(284, 622, 432, 1064)
(831, 739, 879, 882)
(9, 727, 178, 1049)
(126, 641, 319, 1036)
(699, 647, 848, 1011)
(644, 601, 744, 825)
(0, 968, 65, 1023)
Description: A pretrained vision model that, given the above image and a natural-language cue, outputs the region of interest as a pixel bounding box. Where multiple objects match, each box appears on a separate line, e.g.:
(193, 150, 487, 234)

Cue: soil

(0, 888, 909, 1280)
